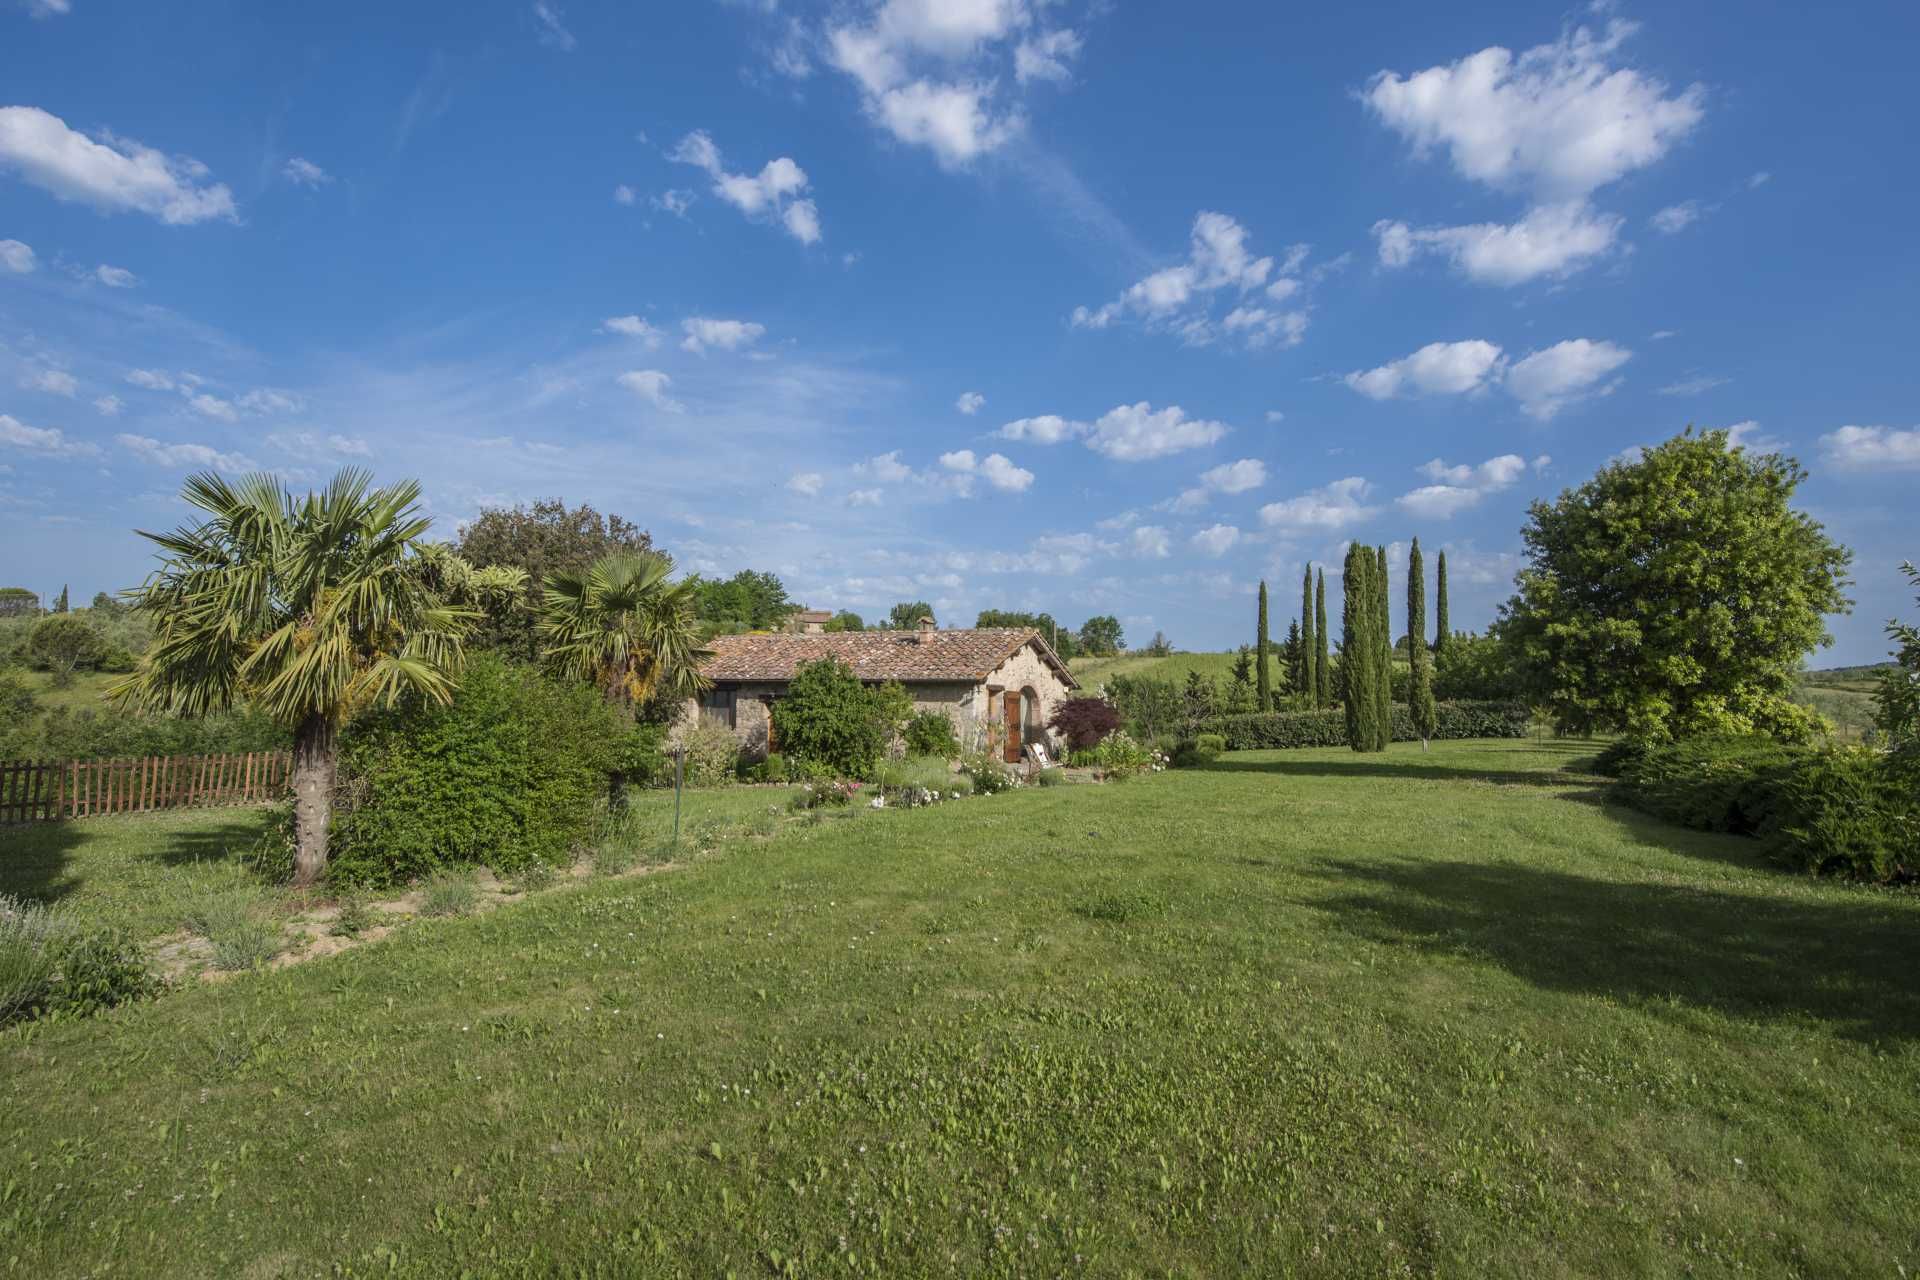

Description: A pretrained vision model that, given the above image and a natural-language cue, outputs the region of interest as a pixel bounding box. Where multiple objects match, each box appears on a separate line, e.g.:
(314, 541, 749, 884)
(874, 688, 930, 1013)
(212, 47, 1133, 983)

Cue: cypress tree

(1299, 565, 1314, 706)
(1255, 580, 1272, 712)
(1342, 544, 1378, 751)
(1373, 545, 1392, 749)
(1408, 538, 1437, 748)
(1283, 620, 1303, 692)
(1314, 570, 1330, 708)
(1435, 549, 1450, 656)
(53, 584, 68, 614)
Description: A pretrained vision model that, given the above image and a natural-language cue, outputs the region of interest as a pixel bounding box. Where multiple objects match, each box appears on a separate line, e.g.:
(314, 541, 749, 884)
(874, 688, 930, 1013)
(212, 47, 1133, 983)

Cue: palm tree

(112, 470, 477, 885)
(538, 551, 710, 709)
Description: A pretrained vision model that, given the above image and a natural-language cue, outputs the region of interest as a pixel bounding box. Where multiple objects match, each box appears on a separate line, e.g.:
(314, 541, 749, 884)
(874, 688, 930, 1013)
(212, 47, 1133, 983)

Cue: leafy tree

(0, 587, 39, 619)
(975, 609, 1077, 659)
(1434, 550, 1451, 656)
(1298, 566, 1314, 697)
(455, 498, 654, 659)
(1433, 631, 1524, 702)
(773, 657, 905, 779)
(1226, 645, 1258, 715)
(27, 615, 108, 686)
(1498, 429, 1852, 739)
(1875, 561, 1920, 755)
(903, 709, 961, 758)
(1255, 580, 1272, 712)
(686, 569, 795, 634)
(1145, 630, 1173, 657)
(1281, 621, 1303, 694)
(1407, 539, 1437, 746)
(1077, 614, 1124, 656)
(89, 591, 125, 616)
(821, 610, 864, 632)
(52, 585, 68, 614)
(1182, 670, 1218, 730)
(1314, 571, 1330, 708)
(1048, 695, 1123, 749)
(1375, 545, 1393, 744)
(886, 601, 935, 630)
(114, 470, 478, 885)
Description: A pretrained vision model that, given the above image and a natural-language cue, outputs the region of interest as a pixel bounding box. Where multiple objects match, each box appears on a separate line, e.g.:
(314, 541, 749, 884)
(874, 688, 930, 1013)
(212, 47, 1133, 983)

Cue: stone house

(681, 617, 1078, 762)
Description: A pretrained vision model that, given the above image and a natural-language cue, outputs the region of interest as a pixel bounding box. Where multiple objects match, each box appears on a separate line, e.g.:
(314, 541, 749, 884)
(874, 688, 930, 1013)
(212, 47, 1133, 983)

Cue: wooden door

(1003, 690, 1022, 763)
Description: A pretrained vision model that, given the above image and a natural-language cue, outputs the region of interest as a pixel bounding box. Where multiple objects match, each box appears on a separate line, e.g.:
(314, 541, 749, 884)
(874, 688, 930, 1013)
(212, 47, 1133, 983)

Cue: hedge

(1200, 700, 1530, 750)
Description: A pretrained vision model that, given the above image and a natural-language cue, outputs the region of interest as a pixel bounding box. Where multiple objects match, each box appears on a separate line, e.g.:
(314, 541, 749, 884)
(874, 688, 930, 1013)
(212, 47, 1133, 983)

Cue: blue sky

(3, 0, 1916, 663)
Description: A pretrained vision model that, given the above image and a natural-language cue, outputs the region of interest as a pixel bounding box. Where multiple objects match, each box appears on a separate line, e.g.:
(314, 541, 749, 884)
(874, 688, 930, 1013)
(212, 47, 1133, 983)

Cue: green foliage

(1431, 632, 1525, 703)
(1343, 544, 1387, 752)
(419, 872, 480, 918)
(188, 894, 282, 972)
(1297, 566, 1314, 700)
(1076, 614, 1124, 656)
(1499, 429, 1853, 739)
(1090, 731, 1159, 778)
(454, 497, 654, 659)
(0, 699, 287, 764)
(1204, 701, 1531, 750)
(677, 722, 741, 788)
(539, 551, 709, 708)
(1101, 675, 1182, 744)
(1434, 551, 1450, 656)
(26, 614, 109, 686)
(956, 752, 1016, 794)
(1181, 670, 1219, 731)
(974, 610, 1079, 659)
(330, 893, 376, 938)
(1314, 571, 1331, 707)
(1875, 561, 1920, 755)
(0, 896, 62, 1023)
(0, 587, 39, 620)
(885, 601, 935, 630)
(788, 779, 861, 810)
(1408, 539, 1438, 743)
(1173, 733, 1227, 767)
(1612, 736, 1916, 881)
(46, 926, 160, 1018)
(821, 610, 864, 633)
(685, 569, 795, 634)
(329, 654, 620, 887)
(1255, 580, 1272, 712)
(773, 658, 905, 780)
(902, 710, 961, 759)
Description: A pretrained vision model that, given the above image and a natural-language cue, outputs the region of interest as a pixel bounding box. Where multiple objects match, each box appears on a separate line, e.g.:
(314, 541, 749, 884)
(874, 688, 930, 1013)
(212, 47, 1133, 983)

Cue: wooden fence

(0, 751, 292, 825)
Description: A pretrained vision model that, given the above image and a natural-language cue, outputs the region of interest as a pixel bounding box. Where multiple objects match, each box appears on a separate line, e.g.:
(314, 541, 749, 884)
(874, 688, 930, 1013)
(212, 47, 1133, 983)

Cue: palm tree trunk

(291, 713, 337, 886)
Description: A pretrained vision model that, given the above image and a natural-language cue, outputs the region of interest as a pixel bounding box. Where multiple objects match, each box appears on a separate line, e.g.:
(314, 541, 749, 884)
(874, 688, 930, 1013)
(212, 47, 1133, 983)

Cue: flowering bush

(1090, 732, 1163, 779)
(788, 779, 862, 811)
(957, 752, 1019, 795)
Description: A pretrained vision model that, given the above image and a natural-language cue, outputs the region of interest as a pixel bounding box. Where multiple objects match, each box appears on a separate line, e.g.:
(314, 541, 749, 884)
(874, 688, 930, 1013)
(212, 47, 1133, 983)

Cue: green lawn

(3, 740, 1916, 1276)
(1070, 648, 1283, 688)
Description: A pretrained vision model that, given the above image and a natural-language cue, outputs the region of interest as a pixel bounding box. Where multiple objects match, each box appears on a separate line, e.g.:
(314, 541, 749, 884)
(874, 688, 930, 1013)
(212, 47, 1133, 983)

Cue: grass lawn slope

(2, 740, 1915, 1276)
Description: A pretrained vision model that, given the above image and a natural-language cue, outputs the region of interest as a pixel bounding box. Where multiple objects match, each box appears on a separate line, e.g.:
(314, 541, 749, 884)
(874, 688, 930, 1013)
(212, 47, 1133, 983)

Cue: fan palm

(111, 469, 476, 884)
(538, 551, 710, 708)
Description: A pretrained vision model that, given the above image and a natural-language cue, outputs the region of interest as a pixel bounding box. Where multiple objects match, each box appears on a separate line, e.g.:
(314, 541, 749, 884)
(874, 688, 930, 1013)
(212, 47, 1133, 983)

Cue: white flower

(870, 797, 885, 809)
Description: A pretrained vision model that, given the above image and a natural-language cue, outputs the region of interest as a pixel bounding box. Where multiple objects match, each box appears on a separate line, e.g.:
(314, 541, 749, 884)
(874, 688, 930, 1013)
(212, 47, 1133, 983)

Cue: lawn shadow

(150, 811, 275, 868)
(0, 820, 87, 908)
(1201, 754, 1598, 789)
(0, 810, 272, 910)
(1308, 856, 1920, 1045)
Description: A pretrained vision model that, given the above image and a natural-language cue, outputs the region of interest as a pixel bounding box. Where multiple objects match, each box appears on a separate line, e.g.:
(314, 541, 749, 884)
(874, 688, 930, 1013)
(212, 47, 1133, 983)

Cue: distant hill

(1069, 650, 1285, 688)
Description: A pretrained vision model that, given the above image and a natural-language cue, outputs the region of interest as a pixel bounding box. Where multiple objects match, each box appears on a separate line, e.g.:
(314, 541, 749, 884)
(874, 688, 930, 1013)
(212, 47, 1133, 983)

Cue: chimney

(915, 614, 936, 644)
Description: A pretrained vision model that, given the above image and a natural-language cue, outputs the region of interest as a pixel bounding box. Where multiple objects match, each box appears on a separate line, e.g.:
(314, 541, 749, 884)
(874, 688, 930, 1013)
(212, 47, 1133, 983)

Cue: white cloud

(1085, 402, 1228, 462)
(268, 430, 371, 459)
(856, 450, 913, 483)
(955, 390, 985, 415)
(1649, 329, 1678, 341)
(1130, 525, 1172, 558)
(1820, 425, 1920, 470)
(282, 157, 332, 188)
(1014, 28, 1083, 84)
(1190, 524, 1241, 556)
(869, 79, 1019, 168)
(1345, 339, 1505, 399)
(1651, 200, 1706, 234)
(612, 184, 636, 206)
(1371, 201, 1620, 286)
(1073, 211, 1312, 347)
(1749, 171, 1772, 189)
(939, 448, 976, 472)
(848, 487, 884, 507)
(22, 367, 78, 397)
(937, 447, 1033, 492)
(94, 264, 138, 288)
(1, 412, 100, 458)
(532, 1, 576, 51)
(93, 394, 122, 416)
(1723, 421, 1787, 453)
(1259, 477, 1378, 531)
(787, 471, 825, 496)
(602, 315, 664, 347)
(124, 368, 175, 390)
(615, 369, 683, 412)
(236, 388, 301, 415)
(1657, 372, 1729, 396)
(669, 130, 821, 244)
(997, 413, 1084, 445)
(25, 0, 71, 16)
(1397, 453, 1528, 518)
(651, 189, 694, 217)
(117, 433, 253, 471)
(1362, 19, 1705, 201)
(1199, 458, 1266, 494)
(679, 316, 766, 354)
(1265, 410, 1286, 424)
(1504, 338, 1631, 419)
(0, 239, 35, 273)
(0, 106, 237, 224)
(187, 392, 238, 422)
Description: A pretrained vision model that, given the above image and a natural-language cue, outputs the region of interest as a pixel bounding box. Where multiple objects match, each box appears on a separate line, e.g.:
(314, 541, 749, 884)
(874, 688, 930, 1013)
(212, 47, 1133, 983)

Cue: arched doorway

(1003, 686, 1043, 764)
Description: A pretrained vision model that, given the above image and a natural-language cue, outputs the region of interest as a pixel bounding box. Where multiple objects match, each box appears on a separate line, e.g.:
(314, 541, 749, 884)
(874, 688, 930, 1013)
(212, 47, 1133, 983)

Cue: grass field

(3, 740, 1916, 1276)
(4, 667, 120, 713)
(1069, 649, 1283, 688)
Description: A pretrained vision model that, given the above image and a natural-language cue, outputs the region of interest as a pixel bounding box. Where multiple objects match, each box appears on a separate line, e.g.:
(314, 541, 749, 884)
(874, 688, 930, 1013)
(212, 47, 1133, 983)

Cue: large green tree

(1374, 546, 1393, 747)
(1498, 429, 1852, 739)
(1407, 539, 1437, 746)
(114, 470, 479, 885)
(26, 615, 107, 687)
(455, 498, 654, 659)
(686, 570, 795, 634)
(1078, 614, 1124, 656)
(1342, 544, 1382, 751)
(1255, 580, 1272, 712)
(821, 610, 864, 633)
(1875, 561, 1920, 756)
(539, 551, 710, 710)
(975, 610, 1078, 659)
(1314, 570, 1330, 708)
(1299, 565, 1314, 703)
(886, 601, 936, 630)
(1434, 550, 1451, 655)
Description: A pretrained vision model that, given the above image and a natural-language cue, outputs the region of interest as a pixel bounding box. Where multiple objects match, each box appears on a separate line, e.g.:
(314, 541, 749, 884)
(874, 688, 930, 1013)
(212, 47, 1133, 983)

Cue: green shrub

(1172, 732, 1228, 768)
(419, 872, 480, 918)
(48, 927, 159, 1016)
(0, 896, 62, 1023)
(774, 659, 908, 781)
(210, 919, 282, 972)
(678, 722, 741, 788)
(903, 710, 961, 759)
(612, 721, 669, 789)
(1202, 700, 1530, 750)
(1091, 731, 1159, 779)
(1613, 736, 1917, 882)
(329, 654, 621, 887)
(957, 752, 1016, 795)
(788, 779, 862, 811)
(515, 856, 560, 893)
(331, 893, 376, 938)
(1034, 766, 1065, 787)
(762, 753, 788, 783)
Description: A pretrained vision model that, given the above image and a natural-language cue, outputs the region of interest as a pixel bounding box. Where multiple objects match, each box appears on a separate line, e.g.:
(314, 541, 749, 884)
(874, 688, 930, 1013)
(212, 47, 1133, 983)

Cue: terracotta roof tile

(701, 628, 1076, 687)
